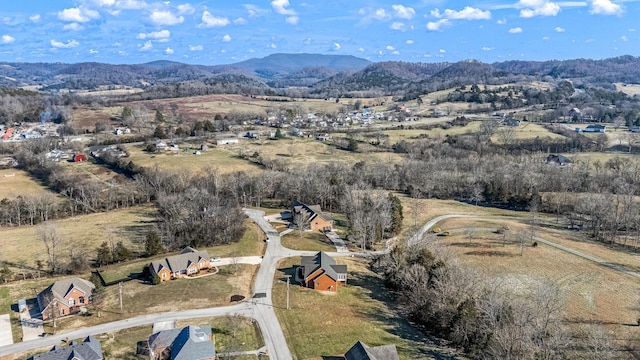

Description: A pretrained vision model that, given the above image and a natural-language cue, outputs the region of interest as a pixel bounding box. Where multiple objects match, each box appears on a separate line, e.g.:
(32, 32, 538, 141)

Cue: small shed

(72, 154, 87, 162)
(200, 144, 209, 151)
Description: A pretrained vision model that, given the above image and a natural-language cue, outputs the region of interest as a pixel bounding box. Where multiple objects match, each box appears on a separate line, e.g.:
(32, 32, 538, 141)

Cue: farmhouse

(147, 325, 215, 360)
(299, 252, 347, 292)
(149, 247, 211, 282)
(503, 119, 521, 126)
(291, 201, 333, 232)
(72, 154, 87, 162)
(582, 124, 606, 133)
(37, 277, 95, 320)
(546, 154, 573, 166)
(338, 340, 399, 360)
(30, 336, 103, 360)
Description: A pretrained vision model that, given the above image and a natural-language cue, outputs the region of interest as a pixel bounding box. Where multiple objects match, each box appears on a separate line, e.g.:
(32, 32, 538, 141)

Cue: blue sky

(0, 0, 637, 65)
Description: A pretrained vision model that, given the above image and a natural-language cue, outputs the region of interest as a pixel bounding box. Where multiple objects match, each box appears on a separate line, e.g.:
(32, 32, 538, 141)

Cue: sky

(0, 0, 637, 65)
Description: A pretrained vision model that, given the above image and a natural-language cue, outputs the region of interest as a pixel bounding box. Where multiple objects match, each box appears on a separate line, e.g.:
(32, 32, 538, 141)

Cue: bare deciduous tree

(38, 222, 61, 274)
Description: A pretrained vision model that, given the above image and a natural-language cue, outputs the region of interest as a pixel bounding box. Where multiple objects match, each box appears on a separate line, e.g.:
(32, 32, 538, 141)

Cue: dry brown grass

(280, 231, 336, 252)
(125, 143, 262, 174)
(0, 206, 156, 271)
(58, 159, 128, 184)
(0, 169, 56, 199)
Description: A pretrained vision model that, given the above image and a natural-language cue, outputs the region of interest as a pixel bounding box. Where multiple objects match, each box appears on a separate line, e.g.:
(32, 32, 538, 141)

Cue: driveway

(325, 231, 349, 252)
(20, 300, 44, 341)
(0, 314, 12, 347)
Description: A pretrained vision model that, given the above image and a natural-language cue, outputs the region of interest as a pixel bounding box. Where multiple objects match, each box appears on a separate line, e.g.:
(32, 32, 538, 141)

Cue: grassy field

(280, 231, 336, 252)
(273, 257, 461, 360)
(58, 158, 128, 184)
(381, 121, 482, 144)
(0, 206, 156, 272)
(125, 143, 263, 174)
(492, 122, 565, 142)
(0, 169, 55, 200)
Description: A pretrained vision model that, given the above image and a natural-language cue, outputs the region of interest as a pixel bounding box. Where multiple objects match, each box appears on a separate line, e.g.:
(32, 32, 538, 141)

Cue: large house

(148, 325, 215, 360)
(150, 247, 211, 282)
(291, 201, 333, 232)
(299, 252, 347, 292)
(30, 336, 103, 360)
(36, 277, 95, 320)
(341, 340, 399, 360)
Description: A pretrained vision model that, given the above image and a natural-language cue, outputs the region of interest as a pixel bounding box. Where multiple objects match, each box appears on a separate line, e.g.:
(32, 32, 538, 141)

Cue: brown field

(491, 122, 565, 142)
(381, 121, 482, 143)
(125, 143, 263, 174)
(0, 206, 156, 271)
(58, 158, 129, 183)
(0, 169, 56, 200)
(72, 106, 122, 131)
(615, 83, 640, 96)
(273, 257, 462, 360)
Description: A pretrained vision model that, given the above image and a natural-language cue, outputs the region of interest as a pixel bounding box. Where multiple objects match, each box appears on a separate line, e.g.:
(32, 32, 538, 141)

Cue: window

(161, 273, 166, 279)
(68, 298, 75, 306)
(60, 309, 65, 315)
(189, 267, 196, 274)
(79, 296, 85, 304)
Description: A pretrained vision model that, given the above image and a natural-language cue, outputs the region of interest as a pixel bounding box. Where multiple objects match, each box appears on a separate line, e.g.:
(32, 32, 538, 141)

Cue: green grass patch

(97, 260, 148, 284)
(281, 232, 336, 252)
(273, 257, 460, 360)
(203, 220, 265, 257)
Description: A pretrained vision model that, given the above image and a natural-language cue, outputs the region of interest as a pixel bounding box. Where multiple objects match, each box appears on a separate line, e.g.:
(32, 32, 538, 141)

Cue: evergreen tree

(96, 241, 113, 266)
(113, 241, 132, 263)
(155, 110, 165, 123)
(145, 231, 164, 257)
(387, 193, 404, 236)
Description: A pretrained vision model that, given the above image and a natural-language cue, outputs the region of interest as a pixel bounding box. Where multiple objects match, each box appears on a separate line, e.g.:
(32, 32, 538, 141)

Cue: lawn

(382, 121, 482, 144)
(58, 159, 127, 184)
(272, 257, 461, 360)
(0, 206, 156, 273)
(125, 143, 262, 174)
(0, 169, 56, 200)
(202, 219, 265, 258)
(491, 122, 565, 142)
(280, 231, 336, 252)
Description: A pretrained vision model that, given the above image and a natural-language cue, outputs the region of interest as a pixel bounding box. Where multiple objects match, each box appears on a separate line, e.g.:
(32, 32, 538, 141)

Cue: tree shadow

(464, 250, 518, 257)
(348, 271, 462, 359)
(276, 265, 301, 284)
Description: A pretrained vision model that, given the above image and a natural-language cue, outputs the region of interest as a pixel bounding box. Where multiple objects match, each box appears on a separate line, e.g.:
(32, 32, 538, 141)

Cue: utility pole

(118, 282, 123, 314)
(285, 275, 291, 310)
(52, 302, 57, 333)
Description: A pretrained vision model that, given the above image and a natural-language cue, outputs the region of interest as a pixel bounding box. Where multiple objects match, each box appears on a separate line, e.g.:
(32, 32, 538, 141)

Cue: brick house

(299, 252, 347, 292)
(291, 201, 333, 232)
(148, 325, 215, 360)
(340, 340, 399, 360)
(149, 247, 211, 282)
(36, 278, 95, 321)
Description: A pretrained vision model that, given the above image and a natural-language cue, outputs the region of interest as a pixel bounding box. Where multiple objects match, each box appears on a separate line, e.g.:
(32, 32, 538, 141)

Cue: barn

(73, 154, 87, 162)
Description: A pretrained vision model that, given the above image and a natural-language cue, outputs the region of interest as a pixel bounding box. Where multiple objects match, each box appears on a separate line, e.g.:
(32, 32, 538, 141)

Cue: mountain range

(2, 53, 640, 95)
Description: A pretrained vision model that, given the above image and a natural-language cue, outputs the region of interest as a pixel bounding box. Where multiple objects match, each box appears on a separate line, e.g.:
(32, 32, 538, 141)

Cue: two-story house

(36, 278, 95, 320)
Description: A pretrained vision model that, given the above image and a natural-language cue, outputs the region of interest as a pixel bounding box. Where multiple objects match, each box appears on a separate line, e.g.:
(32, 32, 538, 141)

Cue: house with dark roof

(582, 124, 606, 133)
(291, 201, 333, 232)
(546, 154, 573, 166)
(30, 336, 103, 360)
(149, 247, 211, 283)
(342, 340, 399, 360)
(148, 325, 215, 360)
(299, 252, 347, 292)
(36, 277, 95, 320)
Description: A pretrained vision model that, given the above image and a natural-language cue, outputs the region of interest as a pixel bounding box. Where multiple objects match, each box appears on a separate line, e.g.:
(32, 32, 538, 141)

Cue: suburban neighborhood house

(290, 201, 333, 232)
(150, 247, 211, 282)
(36, 277, 95, 320)
(299, 252, 347, 292)
(340, 340, 399, 360)
(147, 325, 215, 360)
(30, 336, 103, 360)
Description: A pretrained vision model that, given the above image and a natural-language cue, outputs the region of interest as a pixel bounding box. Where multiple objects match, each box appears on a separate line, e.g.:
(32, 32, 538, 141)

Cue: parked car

(211, 257, 221, 262)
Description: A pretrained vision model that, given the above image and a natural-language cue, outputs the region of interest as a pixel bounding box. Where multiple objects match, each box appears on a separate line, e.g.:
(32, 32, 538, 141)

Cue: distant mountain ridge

(2, 54, 640, 94)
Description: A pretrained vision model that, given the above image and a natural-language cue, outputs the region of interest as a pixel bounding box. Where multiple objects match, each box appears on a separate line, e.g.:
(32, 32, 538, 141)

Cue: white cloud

(112, 0, 148, 10)
(509, 27, 523, 33)
(177, 4, 195, 15)
(29, 14, 41, 22)
(150, 10, 184, 25)
(222, 34, 231, 42)
(1, 35, 15, 44)
(497, 18, 507, 24)
(139, 40, 153, 50)
(433, 6, 491, 20)
(519, 1, 561, 17)
(621, 35, 628, 41)
(358, 8, 390, 21)
(233, 17, 247, 24)
(200, 11, 230, 27)
(286, 16, 299, 24)
(390, 22, 406, 30)
(303, 37, 311, 45)
(58, 7, 100, 23)
(386, 45, 395, 51)
(358, 47, 365, 52)
(590, 0, 623, 15)
(63, 23, 84, 31)
(439, 49, 446, 53)
(554, 26, 565, 32)
(50, 39, 79, 48)
(542, 36, 550, 40)
(165, 47, 174, 54)
(406, 39, 414, 44)
(89, 49, 99, 53)
(269, 43, 277, 48)
(391, 50, 400, 55)
(189, 45, 203, 51)
(427, 19, 449, 31)
(271, 0, 296, 15)
(391, 4, 415, 19)
(482, 46, 494, 51)
(95, 0, 115, 5)
(333, 42, 341, 50)
(137, 29, 170, 40)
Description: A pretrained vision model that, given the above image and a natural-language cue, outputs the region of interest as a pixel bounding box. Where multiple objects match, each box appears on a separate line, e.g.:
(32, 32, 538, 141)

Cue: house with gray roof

(299, 252, 347, 292)
(36, 277, 95, 320)
(343, 340, 399, 360)
(30, 336, 103, 360)
(148, 325, 215, 360)
(149, 247, 211, 283)
(291, 201, 333, 232)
